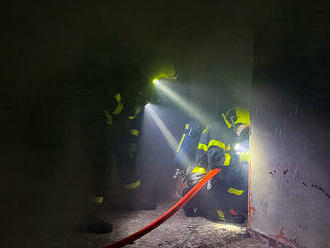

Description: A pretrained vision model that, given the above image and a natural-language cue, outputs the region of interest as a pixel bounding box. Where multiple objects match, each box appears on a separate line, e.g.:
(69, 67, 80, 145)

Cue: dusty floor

(68, 201, 268, 248)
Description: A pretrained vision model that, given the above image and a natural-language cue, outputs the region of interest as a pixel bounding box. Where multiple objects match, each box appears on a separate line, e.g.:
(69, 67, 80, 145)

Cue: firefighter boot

(209, 208, 245, 223)
(225, 208, 245, 223)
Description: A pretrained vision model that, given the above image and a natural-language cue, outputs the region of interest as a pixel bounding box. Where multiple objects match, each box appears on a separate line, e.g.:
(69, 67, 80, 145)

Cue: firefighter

(78, 75, 151, 234)
(183, 107, 250, 223)
(76, 38, 177, 233)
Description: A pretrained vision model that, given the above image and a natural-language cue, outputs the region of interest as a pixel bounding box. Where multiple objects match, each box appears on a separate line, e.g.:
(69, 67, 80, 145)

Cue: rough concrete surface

(69, 202, 268, 248)
(250, 5, 330, 247)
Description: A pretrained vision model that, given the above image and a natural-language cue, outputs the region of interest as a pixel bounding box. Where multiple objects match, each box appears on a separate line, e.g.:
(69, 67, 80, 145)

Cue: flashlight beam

(155, 82, 211, 126)
(148, 105, 178, 152)
(147, 105, 192, 166)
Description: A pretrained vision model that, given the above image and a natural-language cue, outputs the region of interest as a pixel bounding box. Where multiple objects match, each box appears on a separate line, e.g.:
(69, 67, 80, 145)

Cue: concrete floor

(70, 202, 268, 248)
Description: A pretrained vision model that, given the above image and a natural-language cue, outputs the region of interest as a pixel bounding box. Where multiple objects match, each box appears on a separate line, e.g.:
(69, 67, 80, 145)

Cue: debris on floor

(71, 202, 268, 248)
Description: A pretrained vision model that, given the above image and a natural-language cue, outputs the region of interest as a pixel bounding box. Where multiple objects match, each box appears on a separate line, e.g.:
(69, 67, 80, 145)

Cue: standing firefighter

(183, 107, 250, 223)
(77, 38, 177, 233)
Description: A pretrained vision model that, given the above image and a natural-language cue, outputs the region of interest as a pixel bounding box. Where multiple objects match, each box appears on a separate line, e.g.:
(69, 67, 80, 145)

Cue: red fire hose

(104, 168, 220, 248)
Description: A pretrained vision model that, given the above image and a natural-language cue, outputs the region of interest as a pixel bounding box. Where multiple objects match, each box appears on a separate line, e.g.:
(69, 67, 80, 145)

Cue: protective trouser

(184, 169, 247, 221)
(212, 180, 247, 219)
(82, 108, 110, 203)
(111, 104, 143, 192)
(82, 107, 142, 205)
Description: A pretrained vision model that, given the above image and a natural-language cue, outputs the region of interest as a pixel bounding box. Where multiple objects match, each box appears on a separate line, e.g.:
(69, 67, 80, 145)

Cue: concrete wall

(250, 2, 330, 247)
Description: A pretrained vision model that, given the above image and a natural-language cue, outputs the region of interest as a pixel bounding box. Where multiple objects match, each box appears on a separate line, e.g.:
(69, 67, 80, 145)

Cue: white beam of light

(155, 81, 211, 126)
(147, 104, 193, 167)
(147, 105, 178, 152)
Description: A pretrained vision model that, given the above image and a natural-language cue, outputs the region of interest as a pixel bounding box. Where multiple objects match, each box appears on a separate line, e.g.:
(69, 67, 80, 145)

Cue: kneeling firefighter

(77, 39, 177, 233)
(182, 107, 250, 223)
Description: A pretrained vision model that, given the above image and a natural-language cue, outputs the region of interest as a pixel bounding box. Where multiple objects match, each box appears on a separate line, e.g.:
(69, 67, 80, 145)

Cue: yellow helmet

(142, 58, 177, 84)
(222, 107, 250, 128)
(151, 65, 177, 84)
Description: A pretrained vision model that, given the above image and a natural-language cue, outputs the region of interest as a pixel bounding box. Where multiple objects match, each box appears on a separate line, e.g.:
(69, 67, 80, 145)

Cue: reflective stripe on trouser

(227, 188, 244, 196)
(124, 179, 141, 190)
(129, 129, 140, 136)
(217, 209, 225, 220)
(115, 143, 140, 193)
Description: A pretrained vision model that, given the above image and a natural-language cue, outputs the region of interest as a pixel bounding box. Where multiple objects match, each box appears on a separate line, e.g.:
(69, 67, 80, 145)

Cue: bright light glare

(155, 82, 211, 126)
(145, 103, 151, 108)
(152, 79, 160, 85)
(234, 140, 249, 154)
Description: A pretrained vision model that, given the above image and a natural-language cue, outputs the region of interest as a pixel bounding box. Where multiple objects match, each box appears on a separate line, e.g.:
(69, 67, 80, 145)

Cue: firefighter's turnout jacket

(196, 121, 234, 173)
